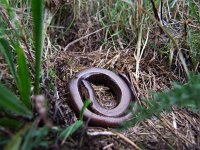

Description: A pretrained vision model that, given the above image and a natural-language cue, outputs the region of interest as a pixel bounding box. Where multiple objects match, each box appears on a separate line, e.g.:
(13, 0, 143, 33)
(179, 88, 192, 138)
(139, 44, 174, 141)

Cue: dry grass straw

(51, 47, 199, 148)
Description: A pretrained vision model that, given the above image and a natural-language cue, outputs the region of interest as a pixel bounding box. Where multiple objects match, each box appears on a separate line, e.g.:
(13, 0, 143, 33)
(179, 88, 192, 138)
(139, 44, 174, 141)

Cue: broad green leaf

(14, 43, 31, 109)
(0, 84, 32, 117)
(0, 5, 31, 108)
(58, 120, 83, 143)
(0, 118, 22, 129)
(0, 37, 18, 86)
(31, 0, 45, 94)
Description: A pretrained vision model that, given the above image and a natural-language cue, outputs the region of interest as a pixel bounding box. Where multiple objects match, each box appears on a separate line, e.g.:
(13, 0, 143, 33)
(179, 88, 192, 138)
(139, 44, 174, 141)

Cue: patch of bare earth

(48, 48, 199, 149)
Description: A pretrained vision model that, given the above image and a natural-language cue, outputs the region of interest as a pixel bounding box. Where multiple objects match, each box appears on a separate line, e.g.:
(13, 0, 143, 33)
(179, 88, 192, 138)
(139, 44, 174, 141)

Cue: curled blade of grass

(31, 0, 45, 95)
(58, 120, 83, 145)
(14, 42, 31, 109)
(0, 84, 32, 118)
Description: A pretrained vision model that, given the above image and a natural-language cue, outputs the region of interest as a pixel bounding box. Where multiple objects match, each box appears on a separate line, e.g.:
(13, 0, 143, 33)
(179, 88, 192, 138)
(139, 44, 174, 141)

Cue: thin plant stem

(31, 0, 45, 95)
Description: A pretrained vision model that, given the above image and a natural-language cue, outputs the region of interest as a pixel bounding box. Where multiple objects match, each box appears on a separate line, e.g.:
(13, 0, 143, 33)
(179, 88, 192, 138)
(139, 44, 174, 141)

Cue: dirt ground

(43, 48, 199, 149)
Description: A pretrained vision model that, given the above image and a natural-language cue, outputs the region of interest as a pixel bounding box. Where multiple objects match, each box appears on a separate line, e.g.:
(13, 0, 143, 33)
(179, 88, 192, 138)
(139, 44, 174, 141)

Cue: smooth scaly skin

(68, 67, 136, 127)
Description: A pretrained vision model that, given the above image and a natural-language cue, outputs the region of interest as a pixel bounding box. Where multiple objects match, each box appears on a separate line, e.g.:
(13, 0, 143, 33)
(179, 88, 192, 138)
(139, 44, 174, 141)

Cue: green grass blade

(5, 123, 31, 150)
(0, 36, 31, 109)
(58, 120, 83, 144)
(80, 98, 91, 121)
(21, 122, 36, 150)
(4, 133, 22, 150)
(21, 123, 48, 150)
(31, 126, 49, 147)
(31, 0, 45, 94)
(0, 117, 22, 129)
(57, 99, 90, 143)
(0, 84, 32, 117)
(0, 37, 18, 86)
(14, 43, 31, 109)
(189, 1, 200, 23)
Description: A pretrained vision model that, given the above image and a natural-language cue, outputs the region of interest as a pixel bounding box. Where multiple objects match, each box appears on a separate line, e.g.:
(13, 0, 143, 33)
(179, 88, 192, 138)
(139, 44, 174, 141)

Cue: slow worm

(68, 67, 136, 127)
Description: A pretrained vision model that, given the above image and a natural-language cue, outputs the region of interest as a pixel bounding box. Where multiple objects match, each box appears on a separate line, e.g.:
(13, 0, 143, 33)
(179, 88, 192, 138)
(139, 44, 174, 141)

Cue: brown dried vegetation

(1, 0, 200, 149)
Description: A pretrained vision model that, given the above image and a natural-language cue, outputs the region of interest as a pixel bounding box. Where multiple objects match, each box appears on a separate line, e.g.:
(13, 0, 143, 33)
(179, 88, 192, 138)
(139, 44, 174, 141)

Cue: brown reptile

(68, 67, 137, 127)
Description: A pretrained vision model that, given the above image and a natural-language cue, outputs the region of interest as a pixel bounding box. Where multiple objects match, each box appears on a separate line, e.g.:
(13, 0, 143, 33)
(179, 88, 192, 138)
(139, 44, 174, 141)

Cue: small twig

(115, 132, 142, 150)
(103, 143, 114, 150)
(87, 130, 141, 149)
(87, 131, 114, 136)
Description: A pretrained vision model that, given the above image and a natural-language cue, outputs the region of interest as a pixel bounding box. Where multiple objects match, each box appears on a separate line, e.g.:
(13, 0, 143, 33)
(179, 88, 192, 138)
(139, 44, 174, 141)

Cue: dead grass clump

(47, 47, 200, 149)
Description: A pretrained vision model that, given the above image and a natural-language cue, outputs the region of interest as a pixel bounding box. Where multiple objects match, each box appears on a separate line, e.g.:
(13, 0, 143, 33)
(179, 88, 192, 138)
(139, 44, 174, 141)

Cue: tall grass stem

(31, 0, 45, 95)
